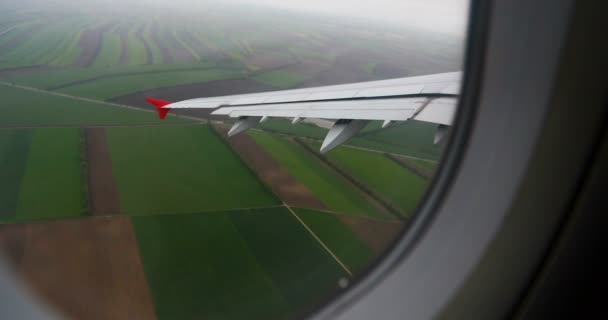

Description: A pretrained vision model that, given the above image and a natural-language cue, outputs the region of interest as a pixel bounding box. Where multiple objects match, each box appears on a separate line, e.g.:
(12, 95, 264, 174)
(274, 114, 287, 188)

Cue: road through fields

(0, 81, 203, 123)
(284, 204, 353, 276)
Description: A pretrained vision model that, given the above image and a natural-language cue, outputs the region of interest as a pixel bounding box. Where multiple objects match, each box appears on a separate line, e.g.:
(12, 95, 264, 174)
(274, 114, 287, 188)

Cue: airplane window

(0, 0, 468, 318)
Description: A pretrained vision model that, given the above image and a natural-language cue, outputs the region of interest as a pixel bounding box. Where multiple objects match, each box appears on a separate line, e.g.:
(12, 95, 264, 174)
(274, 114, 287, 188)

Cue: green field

(106, 125, 279, 215)
(412, 158, 439, 171)
(258, 119, 327, 140)
(249, 130, 391, 220)
(132, 210, 290, 320)
(229, 208, 347, 311)
(253, 70, 308, 89)
(309, 141, 429, 218)
(126, 30, 148, 65)
(0, 129, 32, 219)
(0, 18, 88, 67)
(352, 121, 442, 159)
(93, 33, 122, 67)
(0, 128, 84, 222)
(133, 207, 347, 319)
(257, 119, 442, 159)
(49, 29, 83, 66)
(144, 24, 164, 64)
(294, 208, 375, 273)
(0, 84, 193, 127)
(15, 128, 85, 220)
(58, 68, 243, 99)
(6, 62, 218, 89)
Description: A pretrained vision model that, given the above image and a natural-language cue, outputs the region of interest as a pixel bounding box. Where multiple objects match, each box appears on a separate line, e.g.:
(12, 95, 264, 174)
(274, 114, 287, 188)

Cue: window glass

(0, 0, 468, 318)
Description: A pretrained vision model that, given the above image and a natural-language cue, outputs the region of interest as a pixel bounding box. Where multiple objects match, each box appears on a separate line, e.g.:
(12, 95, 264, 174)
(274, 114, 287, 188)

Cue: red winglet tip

(145, 98, 172, 120)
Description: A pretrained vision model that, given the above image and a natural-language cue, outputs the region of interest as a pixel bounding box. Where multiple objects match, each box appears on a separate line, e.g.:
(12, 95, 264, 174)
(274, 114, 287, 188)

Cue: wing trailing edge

(145, 72, 461, 153)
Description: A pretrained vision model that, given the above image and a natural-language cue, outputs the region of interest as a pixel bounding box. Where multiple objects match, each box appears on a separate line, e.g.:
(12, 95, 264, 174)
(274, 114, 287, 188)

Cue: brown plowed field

(336, 214, 403, 253)
(85, 128, 121, 215)
(0, 216, 156, 320)
(214, 125, 327, 210)
(75, 22, 113, 67)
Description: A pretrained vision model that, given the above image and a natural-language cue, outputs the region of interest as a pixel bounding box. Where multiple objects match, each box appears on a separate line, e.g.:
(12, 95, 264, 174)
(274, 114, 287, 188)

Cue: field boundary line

(384, 153, 432, 180)
(124, 204, 287, 217)
(211, 121, 439, 163)
(293, 137, 405, 221)
(0, 204, 289, 225)
(284, 204, 353, 276)
(0, 81, 204, 122)
(46, 65, 226, 90)
(294, 135, 439, 163)
(289, 206, 403, 224)
(0, 123, 206, 130)
(208, 123, 283, 205)
(78, 128, 91, 215)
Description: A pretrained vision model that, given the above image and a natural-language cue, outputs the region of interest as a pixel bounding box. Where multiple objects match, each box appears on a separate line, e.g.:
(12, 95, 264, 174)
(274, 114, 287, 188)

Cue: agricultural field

(57, 68, 244, 100)
(0, 84, 194, 127)
(258, 118, 442, 159)
(92, 32, 122, 68)
(126, 26, 149, 65)
(412, 158, 439, 171)
(259, 119, 328, 140)
(0, 128, 85, 222)
(5, 62, 218, 89)
(106, 125, 279, 215)
(0, 17, 89, 68)
(307, 140, 429, 218)
(0, 1, 462, 319)
(1, 2, 461, 103)
(248, 130, 395, 220)
(132, 207, 348, 319)
(0, 129, 32, 219)
(253, 69, 309, 89)
(352, 121, 443, 160)
(294, 208, 376, 273)
(15, 128, 85, 220)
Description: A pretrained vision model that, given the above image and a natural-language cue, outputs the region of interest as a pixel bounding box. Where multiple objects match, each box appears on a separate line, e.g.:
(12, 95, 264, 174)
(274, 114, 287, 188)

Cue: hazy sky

(235, 0, 470, 35)
(37, 0, 469, 36)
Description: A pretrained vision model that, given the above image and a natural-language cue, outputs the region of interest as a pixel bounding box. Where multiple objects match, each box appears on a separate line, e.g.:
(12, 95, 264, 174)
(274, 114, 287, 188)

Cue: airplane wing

(146, 71, 461, 153)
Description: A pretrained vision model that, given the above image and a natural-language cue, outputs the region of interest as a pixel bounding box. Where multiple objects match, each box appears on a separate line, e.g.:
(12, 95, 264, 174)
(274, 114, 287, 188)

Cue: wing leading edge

(146, 71, 461, 153)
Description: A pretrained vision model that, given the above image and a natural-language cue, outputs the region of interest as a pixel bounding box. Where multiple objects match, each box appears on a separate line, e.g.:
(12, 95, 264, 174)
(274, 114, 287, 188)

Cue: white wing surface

(148, 71, 462, 153)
